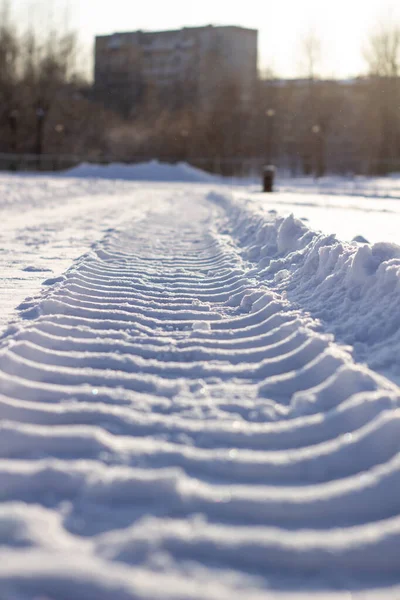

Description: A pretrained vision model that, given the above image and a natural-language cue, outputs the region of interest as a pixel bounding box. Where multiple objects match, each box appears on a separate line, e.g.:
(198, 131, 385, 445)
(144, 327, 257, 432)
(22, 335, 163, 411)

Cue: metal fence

(0, 153, 399, 178)
(0, 153, 269, 178)
(0, 153, 82, 172)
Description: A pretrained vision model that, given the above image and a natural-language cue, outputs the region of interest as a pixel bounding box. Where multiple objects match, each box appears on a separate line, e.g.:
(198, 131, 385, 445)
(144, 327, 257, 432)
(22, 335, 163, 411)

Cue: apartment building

(94, 25, 258, 114)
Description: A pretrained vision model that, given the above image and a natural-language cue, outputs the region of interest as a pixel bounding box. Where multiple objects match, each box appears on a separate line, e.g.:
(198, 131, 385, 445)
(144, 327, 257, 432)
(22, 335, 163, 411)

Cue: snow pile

(212, 192, 400, 380)
(65, 160, 218, 183)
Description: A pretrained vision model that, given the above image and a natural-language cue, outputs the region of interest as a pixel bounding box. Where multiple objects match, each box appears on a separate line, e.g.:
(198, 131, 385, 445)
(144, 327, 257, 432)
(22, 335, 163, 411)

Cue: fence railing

(0, 153, 82, 172)
(0, 153, 399, 177)
(0, 153, 270, 177)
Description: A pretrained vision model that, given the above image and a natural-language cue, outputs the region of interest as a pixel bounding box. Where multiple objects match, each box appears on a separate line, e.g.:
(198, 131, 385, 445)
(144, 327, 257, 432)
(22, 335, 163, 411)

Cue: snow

(218, 196, 400, 381)
(1, 162, 400, 598)
(65, 159, 218, 182)
(277, 173, 400, 199)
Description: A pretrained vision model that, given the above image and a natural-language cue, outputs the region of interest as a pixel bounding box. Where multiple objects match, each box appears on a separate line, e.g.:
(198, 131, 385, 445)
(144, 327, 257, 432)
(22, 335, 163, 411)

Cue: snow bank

(65, 160, 218, 183)
(210, 191, 400, 380)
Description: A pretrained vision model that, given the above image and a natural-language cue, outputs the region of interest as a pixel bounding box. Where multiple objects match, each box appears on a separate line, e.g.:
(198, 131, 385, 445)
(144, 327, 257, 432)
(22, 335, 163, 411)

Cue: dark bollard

(262, 165, 275, 193)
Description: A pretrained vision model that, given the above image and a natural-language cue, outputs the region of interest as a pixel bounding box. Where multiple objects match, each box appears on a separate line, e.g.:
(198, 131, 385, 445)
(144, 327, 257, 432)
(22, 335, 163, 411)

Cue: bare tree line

(0, 2, 399, 177)
(0, 0, 110, 166)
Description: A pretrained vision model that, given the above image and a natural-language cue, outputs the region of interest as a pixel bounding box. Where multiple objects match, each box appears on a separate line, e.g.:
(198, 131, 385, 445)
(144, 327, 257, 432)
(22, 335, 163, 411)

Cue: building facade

(94, 25, 258, 115)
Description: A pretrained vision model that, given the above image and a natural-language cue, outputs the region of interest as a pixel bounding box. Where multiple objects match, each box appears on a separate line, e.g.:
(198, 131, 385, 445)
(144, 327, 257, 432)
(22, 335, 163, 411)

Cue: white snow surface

(65, 159, 218, 182)
(246, 190, 400, 246)
(277, 173, 400, 199)
(1, 164, 400, 598)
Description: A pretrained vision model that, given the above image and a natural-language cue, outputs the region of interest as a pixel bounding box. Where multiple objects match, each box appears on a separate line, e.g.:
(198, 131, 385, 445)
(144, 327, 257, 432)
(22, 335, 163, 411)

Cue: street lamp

(311, 123, 323, 178)
(8, 109, 19, 167)
(35, 107, 46, 168)
(265, 108, 276, 164)
(7, 109, 19, 171)
(179, 128, 189, 159)
(54, 124, 65, 170)
(9, 109, 18, 152)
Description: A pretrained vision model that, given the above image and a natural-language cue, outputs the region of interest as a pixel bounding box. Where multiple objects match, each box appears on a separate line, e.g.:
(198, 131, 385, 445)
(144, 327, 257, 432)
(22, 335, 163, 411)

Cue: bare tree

(0, 0, 20, 153)
(0, 0, 109, 165)
(299, 28, 322, 81)
(364, 21, 400, 77)
(295, 29, 324, 175)
(363, 18, 400, 173)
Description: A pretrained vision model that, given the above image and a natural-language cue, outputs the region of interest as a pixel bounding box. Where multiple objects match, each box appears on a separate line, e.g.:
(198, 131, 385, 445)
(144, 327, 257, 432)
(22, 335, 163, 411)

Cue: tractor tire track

(0, 192, 399, 599)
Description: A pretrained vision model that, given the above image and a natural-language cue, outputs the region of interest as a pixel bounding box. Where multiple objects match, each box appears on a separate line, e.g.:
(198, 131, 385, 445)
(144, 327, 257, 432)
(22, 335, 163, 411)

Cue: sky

(12, 0, 400, 78)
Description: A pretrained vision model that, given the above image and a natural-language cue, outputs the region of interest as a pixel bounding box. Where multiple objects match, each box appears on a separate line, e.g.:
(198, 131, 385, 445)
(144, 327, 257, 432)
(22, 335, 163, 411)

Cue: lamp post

(180, 128, 189, 162)
(54, 124, 65, 170)
(9, 109, 18, 153)
(35, 107, 46, 169)
(265, 108, 276, 165)
(311, 123, 323, 179)
(8, 109, 19, 170)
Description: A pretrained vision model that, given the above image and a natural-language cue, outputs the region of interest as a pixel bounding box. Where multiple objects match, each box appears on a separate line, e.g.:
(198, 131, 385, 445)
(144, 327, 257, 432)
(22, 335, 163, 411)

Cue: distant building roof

(96, 24, 258, 40)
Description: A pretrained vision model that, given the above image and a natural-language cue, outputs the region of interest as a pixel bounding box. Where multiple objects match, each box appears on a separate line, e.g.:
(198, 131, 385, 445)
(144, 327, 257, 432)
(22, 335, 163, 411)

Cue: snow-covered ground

(277, 172, 400, 199)
(1, 162, 400, 598)
(248, 191, 400, 246)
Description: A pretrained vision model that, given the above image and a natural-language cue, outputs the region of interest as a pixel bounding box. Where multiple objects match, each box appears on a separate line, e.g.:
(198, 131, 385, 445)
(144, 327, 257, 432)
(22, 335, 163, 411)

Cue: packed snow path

(1, 189, 400, 599)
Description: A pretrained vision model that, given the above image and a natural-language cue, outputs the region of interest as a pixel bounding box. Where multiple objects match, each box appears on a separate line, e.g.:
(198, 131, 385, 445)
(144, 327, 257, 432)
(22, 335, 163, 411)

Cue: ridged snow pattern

(0, 193, 400, 599)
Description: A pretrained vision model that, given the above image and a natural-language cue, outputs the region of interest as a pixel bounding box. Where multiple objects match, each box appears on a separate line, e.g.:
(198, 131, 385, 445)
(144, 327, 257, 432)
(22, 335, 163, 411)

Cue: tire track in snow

(0, 192, 400, 598)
